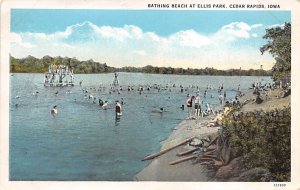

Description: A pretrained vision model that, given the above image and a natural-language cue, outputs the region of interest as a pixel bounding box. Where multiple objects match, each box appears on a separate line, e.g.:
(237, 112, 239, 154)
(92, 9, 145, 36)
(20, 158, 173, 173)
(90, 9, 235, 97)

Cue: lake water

(9, 73, 272, 181)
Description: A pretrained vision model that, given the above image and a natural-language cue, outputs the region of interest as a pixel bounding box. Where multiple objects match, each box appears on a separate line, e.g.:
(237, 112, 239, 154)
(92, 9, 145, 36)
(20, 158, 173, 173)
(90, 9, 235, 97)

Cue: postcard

(1, 0, 299, 189)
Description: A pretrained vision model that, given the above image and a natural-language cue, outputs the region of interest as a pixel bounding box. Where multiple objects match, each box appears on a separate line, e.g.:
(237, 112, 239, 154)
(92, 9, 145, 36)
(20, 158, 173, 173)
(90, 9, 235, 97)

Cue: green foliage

(10, 55, 114, 74)
(10, 55, 272, 76)
(224, 108, 291, 181)
(260, 22, 291, 81)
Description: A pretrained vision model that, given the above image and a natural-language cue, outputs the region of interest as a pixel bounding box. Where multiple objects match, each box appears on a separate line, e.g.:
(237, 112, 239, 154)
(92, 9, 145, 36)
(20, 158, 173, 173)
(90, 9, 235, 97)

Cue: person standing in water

(186, 96, 195, 119)
(194, 94, 201, 118)
(218, 94, 224, 105)
(115, 101, 122, 116)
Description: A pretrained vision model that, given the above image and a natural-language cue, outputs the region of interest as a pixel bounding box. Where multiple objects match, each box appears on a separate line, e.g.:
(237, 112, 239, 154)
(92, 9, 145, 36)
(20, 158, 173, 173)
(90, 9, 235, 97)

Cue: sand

(134, 116, 220, 181)
(134, 88, 290, 181)
(240, 88, 290, 112)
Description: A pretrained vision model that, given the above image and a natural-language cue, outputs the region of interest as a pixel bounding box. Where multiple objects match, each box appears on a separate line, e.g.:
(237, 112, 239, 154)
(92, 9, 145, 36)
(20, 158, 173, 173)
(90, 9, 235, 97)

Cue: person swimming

(102, 101, 108, 110)
(181, 105, 184, 110)
(99, 99, 104, 106)
(51, 105, 58, 115)
(151, 107, 165, 114)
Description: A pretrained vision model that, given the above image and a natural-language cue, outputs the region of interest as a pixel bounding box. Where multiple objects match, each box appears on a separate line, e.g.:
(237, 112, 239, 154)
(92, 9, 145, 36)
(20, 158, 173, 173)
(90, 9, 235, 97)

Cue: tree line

(10, 55, 271, 76)
(10, 55, 114, 74)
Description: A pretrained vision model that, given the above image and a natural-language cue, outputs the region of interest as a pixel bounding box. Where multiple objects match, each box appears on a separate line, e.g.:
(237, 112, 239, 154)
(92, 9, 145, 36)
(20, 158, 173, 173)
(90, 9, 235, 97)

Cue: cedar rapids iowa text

(148, 3, 280, 9)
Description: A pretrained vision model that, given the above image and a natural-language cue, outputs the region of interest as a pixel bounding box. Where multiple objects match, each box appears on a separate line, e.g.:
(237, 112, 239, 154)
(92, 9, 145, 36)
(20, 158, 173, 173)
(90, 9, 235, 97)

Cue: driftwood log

(176, 147, 199, 156)
(142, 137, 194, 161)
(195, 130, 233, 168)
(205, 135, 218, 148)
(169, 155, 197, 165)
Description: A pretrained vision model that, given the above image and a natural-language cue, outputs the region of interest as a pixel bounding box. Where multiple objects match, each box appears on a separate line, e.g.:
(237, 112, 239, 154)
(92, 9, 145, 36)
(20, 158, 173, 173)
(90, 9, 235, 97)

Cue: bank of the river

(135, 88, 291, 181)
(134, 115, 219, 181)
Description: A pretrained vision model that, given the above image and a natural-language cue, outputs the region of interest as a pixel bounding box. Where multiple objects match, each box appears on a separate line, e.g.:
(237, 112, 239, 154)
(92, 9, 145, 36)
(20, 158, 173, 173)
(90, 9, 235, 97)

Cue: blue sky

(10, 9, 290, 69)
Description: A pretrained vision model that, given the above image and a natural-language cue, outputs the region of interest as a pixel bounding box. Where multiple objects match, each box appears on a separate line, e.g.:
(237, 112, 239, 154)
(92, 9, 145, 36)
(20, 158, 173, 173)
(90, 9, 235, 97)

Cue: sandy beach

(134, 115, 220, 181)
(240, 88, 290, 112)
(135, 87, 291, 181)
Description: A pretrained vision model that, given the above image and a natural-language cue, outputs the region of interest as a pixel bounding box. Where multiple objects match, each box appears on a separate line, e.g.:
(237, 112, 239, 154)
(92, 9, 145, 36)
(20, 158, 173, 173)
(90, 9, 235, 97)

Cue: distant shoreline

(10, 55, 272, 76)
(10, 71, 272, 77)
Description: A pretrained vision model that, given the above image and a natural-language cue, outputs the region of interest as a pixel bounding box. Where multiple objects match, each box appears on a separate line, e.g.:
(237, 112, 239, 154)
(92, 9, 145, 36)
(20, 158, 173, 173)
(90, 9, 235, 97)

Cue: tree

(260, 22, 291, 81)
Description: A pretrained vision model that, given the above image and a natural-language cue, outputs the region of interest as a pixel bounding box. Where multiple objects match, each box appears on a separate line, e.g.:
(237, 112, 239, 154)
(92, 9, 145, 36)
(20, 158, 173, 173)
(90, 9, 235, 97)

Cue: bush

(223, 107, 291, 181)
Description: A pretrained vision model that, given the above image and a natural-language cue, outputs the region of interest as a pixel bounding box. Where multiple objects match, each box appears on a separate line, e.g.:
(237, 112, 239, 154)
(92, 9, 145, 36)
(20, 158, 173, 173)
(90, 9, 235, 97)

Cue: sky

(10, 9, 291, 70)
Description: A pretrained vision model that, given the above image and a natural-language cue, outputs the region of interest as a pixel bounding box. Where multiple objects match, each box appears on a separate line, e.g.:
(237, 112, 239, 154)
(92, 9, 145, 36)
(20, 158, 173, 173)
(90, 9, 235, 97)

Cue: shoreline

(134, 115, 220, 181)
(134, 87, 291, 181)
(10, 72, 272, 77)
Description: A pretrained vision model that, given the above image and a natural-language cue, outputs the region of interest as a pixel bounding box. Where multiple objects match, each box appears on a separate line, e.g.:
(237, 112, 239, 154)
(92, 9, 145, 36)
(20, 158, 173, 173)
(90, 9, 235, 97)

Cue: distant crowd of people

(251, 81, 291, 105)
(14, 74, 291, 128)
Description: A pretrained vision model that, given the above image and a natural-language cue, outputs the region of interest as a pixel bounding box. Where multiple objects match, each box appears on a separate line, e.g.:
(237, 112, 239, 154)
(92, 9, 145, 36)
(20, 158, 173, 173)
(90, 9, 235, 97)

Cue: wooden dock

(44, 64, 75, 87)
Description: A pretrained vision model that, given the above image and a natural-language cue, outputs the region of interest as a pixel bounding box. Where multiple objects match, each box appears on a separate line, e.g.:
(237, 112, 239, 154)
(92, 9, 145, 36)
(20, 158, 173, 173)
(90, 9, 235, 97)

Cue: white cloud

(10, 33, 34, 48)
(220, 22, 252, 39)
(251, 24, 263, 29)
(236, 22, 252, 31)
(169, 30, 210, 48)
(10, 33, 22, 43)
(267, 23, 285, 28)
(10, 21, 274, 70)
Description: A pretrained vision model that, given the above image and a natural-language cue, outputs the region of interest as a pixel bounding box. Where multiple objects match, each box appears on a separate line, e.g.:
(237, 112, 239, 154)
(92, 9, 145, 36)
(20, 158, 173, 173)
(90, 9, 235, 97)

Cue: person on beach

(207, 110, 223, 127)
(115, 101, 122, 116)
(51, 105, 58, 115)
(254, 94, 263, 104)
(194, 94, 201, 117)
(223, 106, 232, 116)
(206, 103, 213, 114)
(186, 96, 195, 119)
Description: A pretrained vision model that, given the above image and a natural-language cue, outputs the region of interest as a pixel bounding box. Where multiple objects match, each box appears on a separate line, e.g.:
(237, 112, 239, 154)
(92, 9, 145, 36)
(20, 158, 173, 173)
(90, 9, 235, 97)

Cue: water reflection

(115, 115, 121, 126)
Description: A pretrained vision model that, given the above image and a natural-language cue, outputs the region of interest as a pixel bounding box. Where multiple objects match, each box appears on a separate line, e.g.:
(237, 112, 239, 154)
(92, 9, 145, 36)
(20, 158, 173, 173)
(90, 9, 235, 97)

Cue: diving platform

(44, 65, 74, 87)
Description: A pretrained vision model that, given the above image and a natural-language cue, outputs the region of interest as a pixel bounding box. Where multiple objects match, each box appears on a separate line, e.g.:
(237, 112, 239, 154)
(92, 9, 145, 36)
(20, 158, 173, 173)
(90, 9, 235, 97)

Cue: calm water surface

(10, 73, 272, 180)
